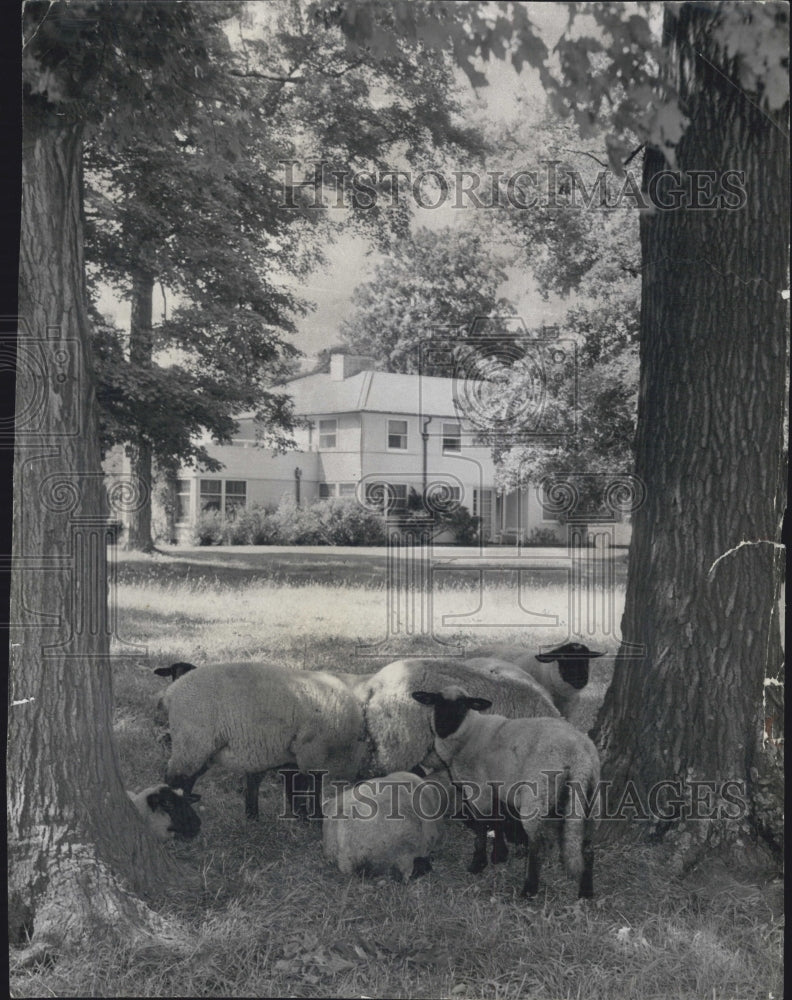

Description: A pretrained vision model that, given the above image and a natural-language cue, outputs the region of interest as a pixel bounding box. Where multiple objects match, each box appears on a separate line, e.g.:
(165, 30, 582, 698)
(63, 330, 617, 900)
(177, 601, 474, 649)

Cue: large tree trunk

(10, 110, 180, 961)
(123, 272, 155, 552)
(592, 5, 787, 864)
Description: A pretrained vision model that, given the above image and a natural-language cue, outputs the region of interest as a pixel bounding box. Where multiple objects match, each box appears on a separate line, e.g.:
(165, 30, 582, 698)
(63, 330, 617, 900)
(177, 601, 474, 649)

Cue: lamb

(473, 642, 604, 718)
(411, 685, 600, 898)
(127, 784, 202, 841)
(160, 662, 370, 819)
(322, 771, 446, 882)
(357, 657, 559, 779)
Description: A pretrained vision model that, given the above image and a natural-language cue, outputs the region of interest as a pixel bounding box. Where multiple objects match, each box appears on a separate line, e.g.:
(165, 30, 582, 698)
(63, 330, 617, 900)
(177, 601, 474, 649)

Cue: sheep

(473, 642, 604, 718)
(411, 684, 600, 898)
(160, 662, 370, 820)
(322, 771, 446, 882)
(356, 657, 559, 779)
(127, 784, 202, 841)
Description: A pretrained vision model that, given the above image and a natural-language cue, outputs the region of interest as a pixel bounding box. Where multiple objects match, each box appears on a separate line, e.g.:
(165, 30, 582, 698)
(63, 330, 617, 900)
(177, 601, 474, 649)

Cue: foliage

(80, 0, 490, 481)
(526, 526, 563, 547)
(193, 510, 226, 546)
(312, 498, 388, 546)
(333, 1, 788, 170)
(340, 225, 516, 374)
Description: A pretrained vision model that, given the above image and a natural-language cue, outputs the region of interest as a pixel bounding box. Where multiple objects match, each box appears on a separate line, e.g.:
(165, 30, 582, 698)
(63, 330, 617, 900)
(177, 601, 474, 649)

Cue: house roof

(240, 370, 469, 419)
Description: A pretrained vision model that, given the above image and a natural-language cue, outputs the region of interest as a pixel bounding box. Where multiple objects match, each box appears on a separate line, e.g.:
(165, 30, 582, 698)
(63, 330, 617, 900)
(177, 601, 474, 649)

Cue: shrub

(271, 495, 324, 545)
(312, 498, 387, 546)
(193, 509, 225, 546)
(526, 526, 563, 546)
(438, 505, 479, 545)
(222, 505, 280, 545)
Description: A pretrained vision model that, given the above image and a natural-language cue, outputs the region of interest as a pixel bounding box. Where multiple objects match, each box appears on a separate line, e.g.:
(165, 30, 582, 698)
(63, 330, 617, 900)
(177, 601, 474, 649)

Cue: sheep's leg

(521, 847, 541, 898)
(578, 832, 594, 899)
(490, 822, 509, 865)
(468, 821, 489, 874)
(245, 771, 265, 820)
(411, 857, 433, 878)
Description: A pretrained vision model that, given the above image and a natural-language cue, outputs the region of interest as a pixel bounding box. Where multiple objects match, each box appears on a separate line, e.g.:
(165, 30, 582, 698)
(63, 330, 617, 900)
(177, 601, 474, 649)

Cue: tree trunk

(123, 272, 155, 552)
(10, 110, 180, 961)
(592, 5, 787, 865)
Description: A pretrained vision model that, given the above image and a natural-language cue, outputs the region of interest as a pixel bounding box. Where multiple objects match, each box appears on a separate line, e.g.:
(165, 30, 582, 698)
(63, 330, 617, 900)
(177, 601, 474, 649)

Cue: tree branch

(230, 71, 305, 83)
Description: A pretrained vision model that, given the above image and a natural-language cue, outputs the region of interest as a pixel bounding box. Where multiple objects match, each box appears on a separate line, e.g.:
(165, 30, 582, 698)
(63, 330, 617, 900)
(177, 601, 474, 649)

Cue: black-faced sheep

(357, 657, 559, 779)
(411, 685, 600, 898)
(474, 642, 604, 718)
(160, 662, 370, 819)
(322, 771, 446, 881)
(127, 784, 202, 841)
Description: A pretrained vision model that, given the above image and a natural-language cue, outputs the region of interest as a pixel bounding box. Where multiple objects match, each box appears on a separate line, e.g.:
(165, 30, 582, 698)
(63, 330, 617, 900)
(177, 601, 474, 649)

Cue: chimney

(329, 353, 375, 380)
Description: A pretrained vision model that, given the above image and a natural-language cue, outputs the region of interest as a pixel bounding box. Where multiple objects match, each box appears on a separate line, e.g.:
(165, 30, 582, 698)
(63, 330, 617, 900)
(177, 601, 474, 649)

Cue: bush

(526, 525, 563, 546)
(193, 509, 225, 546)
(313, 498, 387, 546)
(222, 505, 280, 545)
(271, 495, 324, 545)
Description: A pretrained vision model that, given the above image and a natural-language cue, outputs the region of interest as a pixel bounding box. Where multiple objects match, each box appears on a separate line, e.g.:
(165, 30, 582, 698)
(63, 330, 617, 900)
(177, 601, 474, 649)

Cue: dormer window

(388, 419, 408, 450)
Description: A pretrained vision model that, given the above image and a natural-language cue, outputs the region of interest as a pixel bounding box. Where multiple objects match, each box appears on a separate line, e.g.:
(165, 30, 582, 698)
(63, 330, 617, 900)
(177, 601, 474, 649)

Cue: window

(318, 419, 337, 449)
(200, 479, 222, 512)
(442, 422, 462, 454)
(388, 419, 408, 450)
(176, 479, 192, 523)
(199, 479, 246, 517)
(339, 483, 357, 497)
(319, 483, 336, 499)
(224, 481, 247, 516)
(364, 481, 406, 512)
(390, 484, 408, 511)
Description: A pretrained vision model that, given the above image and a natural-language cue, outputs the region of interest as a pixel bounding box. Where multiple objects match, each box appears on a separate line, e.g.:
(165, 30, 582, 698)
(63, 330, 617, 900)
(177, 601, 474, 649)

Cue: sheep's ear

(534, 652, 556, 663)
(183, 792, 201, 804)
(584, 649, 605, 658)
(154, 662, 197, 681)
(412, 691, 440, 706)
(464, 697, 492, 712)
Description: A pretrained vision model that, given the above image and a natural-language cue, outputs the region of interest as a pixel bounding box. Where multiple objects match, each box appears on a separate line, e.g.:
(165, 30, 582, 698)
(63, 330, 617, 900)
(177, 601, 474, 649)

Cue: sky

(96, 2, 581, 365)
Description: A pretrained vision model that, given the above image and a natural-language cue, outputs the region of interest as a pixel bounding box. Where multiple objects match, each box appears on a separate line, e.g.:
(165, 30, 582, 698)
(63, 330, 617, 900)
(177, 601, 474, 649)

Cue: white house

(171, 353, 566, 545)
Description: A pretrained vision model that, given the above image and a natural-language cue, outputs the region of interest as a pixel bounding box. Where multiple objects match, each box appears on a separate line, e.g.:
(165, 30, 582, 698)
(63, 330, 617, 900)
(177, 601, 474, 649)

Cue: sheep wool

(357, 658, 559, 778)
(162, 662, 369, 816)
(473, 643, 604, 718)
(322, 772, 446, 881)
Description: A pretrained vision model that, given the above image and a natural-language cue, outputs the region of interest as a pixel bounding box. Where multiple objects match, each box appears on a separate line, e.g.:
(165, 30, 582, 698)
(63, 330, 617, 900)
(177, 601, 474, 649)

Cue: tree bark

(592, 5, 787, 864)
(123, 272, 155, 552)
(10, 109, 180, 960)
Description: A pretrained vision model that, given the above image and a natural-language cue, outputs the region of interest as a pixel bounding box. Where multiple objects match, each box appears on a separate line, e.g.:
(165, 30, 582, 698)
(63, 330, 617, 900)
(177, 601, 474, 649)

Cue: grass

(11, 548, 783, 999)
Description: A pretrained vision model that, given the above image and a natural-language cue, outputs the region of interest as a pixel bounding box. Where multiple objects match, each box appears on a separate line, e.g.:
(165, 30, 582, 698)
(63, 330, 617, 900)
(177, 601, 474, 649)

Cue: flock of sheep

(131, 642, 604, 900)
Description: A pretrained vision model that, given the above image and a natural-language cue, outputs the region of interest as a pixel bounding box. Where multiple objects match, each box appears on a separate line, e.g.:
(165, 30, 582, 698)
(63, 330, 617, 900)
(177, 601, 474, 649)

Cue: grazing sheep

(473, 642, 604, 717)
(322, 772, 446, 881)
(127, 784, 201, 841)
(160, 662, 370, 819)
(357, 658, 559, 779)
(411, 685, 600, 898)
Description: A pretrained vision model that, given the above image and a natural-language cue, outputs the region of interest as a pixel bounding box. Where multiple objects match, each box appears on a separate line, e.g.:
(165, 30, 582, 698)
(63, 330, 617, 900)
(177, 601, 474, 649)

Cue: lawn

(11, 548, 783, 999)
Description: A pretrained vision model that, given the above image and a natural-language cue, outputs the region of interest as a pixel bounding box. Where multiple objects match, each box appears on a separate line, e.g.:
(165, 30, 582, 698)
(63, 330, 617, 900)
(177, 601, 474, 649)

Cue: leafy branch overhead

(332, 0, 789, 170)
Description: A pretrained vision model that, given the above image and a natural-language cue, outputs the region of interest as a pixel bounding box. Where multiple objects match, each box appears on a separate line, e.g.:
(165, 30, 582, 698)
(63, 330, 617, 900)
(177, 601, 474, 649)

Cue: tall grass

(11, 550, 783, 1000)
